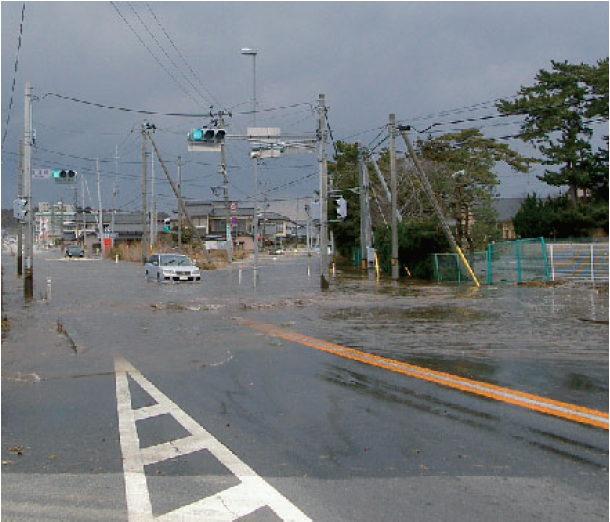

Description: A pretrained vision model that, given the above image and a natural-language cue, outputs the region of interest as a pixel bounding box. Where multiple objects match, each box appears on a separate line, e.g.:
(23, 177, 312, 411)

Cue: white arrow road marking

(115, 357, 311, 522)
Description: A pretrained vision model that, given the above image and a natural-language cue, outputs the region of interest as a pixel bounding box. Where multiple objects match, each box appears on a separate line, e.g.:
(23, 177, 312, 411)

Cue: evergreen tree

(497, 58, 609, 204)
(418, 129, 530, 251)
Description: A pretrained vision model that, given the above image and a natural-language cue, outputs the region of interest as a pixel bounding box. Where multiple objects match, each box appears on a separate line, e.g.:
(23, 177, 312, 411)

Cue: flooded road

(2, 248, 608, 521)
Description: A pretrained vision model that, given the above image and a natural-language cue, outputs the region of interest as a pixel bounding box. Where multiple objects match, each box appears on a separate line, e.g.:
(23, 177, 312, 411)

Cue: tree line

(327, 58, 609, 277)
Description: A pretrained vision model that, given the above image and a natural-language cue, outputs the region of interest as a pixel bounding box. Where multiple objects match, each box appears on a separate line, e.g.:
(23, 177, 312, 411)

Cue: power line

(110, 2, 201, 107)
(144, 2, 222, 109)
(2, 2, 26, 148)
(40, 92, 315, 120)
(127, 2, 209, 108)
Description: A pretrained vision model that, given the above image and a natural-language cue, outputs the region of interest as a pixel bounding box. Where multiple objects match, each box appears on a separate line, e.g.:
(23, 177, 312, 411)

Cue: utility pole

(81, 170, 86, 248)
(177, 156, 182, 253)
(358, 142, 373, 270)
(59, 201, 65, 243)
(370, 155, 402, 222)
(112, 146, 119, 249)
(219, 111, 232, 264)
(363, 158, 374, 262)
(17, 140, 23, 276)
(23, 80, 33, 298)
(150, 136, 156, 248)
(390, 114, 399, 280)
(147, 131, 212, 263)
(398, 126, 480, 287)
(96, 158, 103, 255)
(141, 124, 148, 263)
(318, 94, 329, 288)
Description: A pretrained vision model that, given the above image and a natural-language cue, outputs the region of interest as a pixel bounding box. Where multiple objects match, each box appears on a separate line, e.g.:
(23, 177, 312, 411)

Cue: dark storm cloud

(2, 1, 608, 210)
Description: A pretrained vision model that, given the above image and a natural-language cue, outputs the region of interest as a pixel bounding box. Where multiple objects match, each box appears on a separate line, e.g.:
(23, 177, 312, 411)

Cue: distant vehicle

(65, 245, 85, 258)
(144, 253, 201, 282)
(270, 248, 284, 255)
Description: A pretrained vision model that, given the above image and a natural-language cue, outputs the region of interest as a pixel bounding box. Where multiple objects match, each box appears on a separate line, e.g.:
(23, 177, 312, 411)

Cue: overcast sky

(1, 1, 608, 212)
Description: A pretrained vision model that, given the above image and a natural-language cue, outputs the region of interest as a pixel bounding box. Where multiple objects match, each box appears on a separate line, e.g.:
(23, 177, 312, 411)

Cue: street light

(241, 48, 257, 125)
(242, 47, 259, 275)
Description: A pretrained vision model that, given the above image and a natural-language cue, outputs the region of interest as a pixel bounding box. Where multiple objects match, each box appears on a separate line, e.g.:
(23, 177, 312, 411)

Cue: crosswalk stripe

(114, 357, 311, 521)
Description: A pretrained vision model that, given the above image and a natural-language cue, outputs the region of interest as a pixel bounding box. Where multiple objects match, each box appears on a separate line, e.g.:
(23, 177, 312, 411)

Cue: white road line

(115, 360, 154, 521)
(114, 357, 311, 522)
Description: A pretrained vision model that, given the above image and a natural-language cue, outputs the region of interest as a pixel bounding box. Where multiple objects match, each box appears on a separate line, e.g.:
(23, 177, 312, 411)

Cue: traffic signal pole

(219, 111, 232, 264)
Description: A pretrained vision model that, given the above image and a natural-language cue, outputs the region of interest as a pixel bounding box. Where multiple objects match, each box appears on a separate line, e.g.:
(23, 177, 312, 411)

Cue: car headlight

(163, 269, 176, 275)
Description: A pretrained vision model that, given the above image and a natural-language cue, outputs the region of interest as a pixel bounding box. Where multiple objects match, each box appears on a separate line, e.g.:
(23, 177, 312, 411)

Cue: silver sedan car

(144, 253, 201, 282)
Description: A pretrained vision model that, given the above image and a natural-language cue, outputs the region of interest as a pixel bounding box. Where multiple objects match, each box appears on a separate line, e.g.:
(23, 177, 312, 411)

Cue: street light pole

(242, 47, 259, 277)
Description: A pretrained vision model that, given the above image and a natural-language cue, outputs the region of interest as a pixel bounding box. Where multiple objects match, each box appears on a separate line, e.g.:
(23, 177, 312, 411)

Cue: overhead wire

(144, 1, 222, 109)
(127, 2, 210, 109)
(110, 1, 201, 107)
(2, 2, 26, 149)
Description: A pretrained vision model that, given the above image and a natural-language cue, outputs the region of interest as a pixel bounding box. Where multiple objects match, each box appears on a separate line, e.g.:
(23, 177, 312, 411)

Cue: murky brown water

(2, 249, 608, 411)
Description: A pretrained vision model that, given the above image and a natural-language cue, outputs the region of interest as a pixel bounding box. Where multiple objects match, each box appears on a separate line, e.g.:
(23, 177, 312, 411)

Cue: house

(492, 198, 524, 240)
(174, 200, 297, 251)
(34, 203, 168, 250)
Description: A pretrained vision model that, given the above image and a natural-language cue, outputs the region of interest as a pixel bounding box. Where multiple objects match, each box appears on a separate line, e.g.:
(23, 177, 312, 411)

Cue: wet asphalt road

(1, 248, 608, 521)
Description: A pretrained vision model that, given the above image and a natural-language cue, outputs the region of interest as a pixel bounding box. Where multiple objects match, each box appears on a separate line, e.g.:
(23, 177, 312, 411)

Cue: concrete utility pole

(318, 94, 330, 288)
(398, 126, 480, 287)
(146, 131, 212, 263)
(370, 155, 402, 223)
(242, 47, 259, 278)
(390, 114, 399, 280)
(141, 124, 148, 263)
(177, 156, 182, 253)
(96, 158, 103, 255)
(112, 146, 119, 248)
(219, 111, 232, 264)
(17, 140, 23, 276)
(150, 135, 156, 248)
(358, 143, 373, 269)
(23, 80, 33, 297)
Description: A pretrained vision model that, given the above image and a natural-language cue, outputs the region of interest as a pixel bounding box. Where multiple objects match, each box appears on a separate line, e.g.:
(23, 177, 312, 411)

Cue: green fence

(486, 237, 549, 284)
(433, 238, 550, 284)
(433, 250, 488, 284)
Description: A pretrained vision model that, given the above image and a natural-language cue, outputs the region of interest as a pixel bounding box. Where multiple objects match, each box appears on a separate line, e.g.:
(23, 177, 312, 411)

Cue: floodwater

(2, 248, 608, 412)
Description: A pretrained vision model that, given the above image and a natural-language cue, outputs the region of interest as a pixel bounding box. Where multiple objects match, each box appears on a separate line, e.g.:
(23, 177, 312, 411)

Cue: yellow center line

(237, 318, 609, 430)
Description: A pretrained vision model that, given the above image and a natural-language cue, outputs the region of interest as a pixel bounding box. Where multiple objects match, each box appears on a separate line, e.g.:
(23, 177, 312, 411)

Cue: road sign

(231, 216, 238, 226)
(230, 202, 238, 213)
(33, 169, 52, 179)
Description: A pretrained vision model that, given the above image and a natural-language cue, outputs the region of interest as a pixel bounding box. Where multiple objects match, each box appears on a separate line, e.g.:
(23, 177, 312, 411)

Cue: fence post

(541, 237, 550, 281)
(516, 242, 522, 283)
(590, 244, 595, 283)
(487, 244, 492, 285)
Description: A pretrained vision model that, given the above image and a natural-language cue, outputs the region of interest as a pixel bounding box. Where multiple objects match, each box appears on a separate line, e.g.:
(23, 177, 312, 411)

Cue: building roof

(492, 198, 524, 222)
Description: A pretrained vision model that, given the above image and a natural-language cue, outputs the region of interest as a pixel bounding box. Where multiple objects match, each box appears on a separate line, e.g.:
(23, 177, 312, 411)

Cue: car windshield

(159, 255, 191, 266)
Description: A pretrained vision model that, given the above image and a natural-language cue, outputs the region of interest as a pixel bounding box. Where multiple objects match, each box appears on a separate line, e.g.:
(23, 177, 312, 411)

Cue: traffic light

(188, 128, 225, 143)
(164, 218, 171, 232)
(13, 198, 28, 221)
(336, 197, 348, 220)
(52, 169, 77, 184)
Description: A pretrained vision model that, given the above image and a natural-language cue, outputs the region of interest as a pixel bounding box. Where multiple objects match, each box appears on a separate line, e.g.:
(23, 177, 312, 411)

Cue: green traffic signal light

(190, 128, 204, 141)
